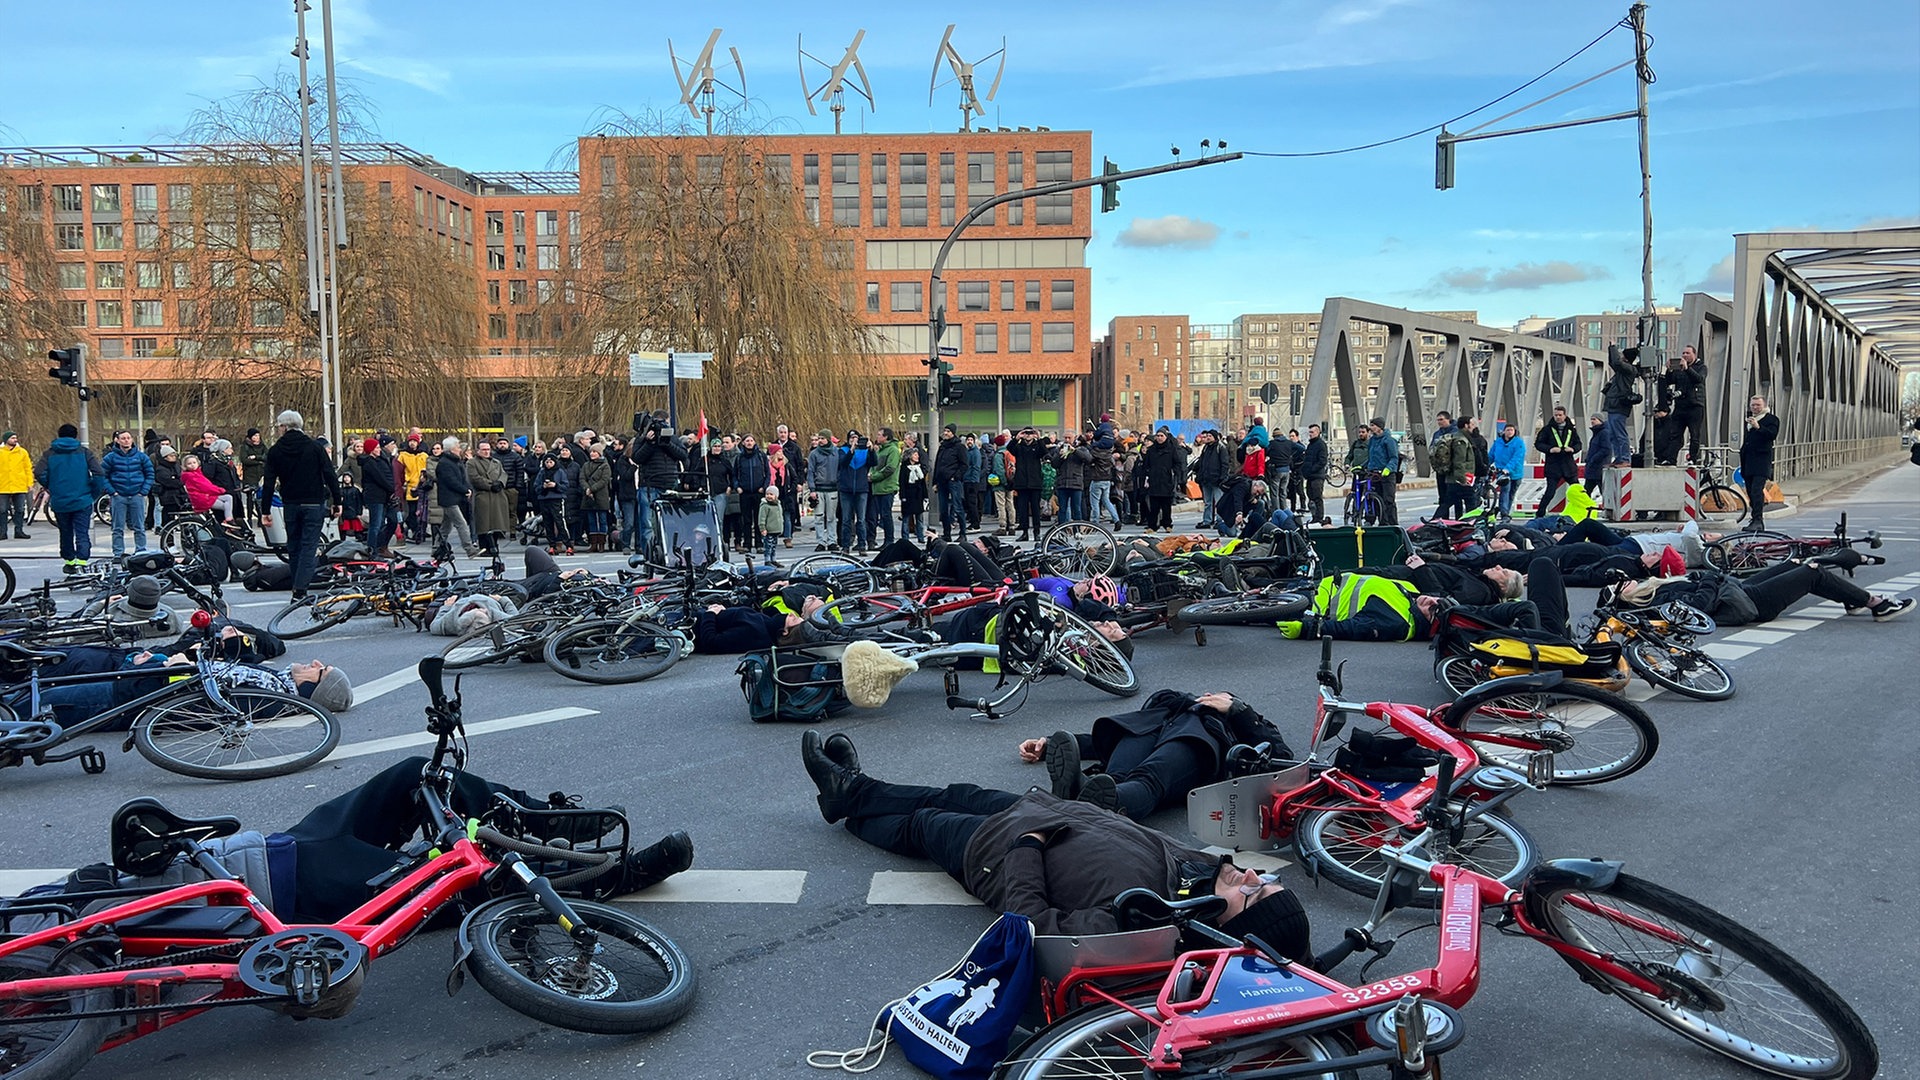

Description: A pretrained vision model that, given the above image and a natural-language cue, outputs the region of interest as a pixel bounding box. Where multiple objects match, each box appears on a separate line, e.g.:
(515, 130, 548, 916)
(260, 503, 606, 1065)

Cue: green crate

(1304, 526, 1409, 572)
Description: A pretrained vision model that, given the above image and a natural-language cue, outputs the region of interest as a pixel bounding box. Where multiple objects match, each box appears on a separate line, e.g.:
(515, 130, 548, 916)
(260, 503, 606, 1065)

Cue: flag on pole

(695, 410, 709, 446)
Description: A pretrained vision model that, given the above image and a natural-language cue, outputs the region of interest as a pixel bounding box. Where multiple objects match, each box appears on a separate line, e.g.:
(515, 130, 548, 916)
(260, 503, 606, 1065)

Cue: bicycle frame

(1, 660, 241, 771)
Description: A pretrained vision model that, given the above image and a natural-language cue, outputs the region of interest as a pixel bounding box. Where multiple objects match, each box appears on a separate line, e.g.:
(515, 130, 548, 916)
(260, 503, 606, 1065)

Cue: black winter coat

(434, 456, 471, 507)
(1301, 436, 1329, 478)
(933, 436, 969, 484)
(1007, 439, 1047, 490)
(1190, 442, 1231, 486)
(1143, 439, 1183, 497)
(630, 434, 689, 490)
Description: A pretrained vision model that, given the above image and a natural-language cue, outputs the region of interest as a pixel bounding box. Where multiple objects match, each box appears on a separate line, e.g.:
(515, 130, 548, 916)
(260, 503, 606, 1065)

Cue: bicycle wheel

(1175, 590, 1311, 626)
(0, 946, 112, 1080)
(1704, 531, 1793, 577)
(1697, 481, 1749, 525)
(134, 687, 340, 780)
(1530, 874, 1877, 1079)
(442, 610, 569, 669)
(0, 555, 14, 604)
(92, 493, 112, 525)
(1040, 521, 1117, 578)
(1040, 601, 1140, 697)
(1437, 654, 1489, 697)
(1325, 462, 1350, 489)
(463, 898, 697, 1034)
(992, 999, 1351, 1080)
(542, 618, 681, 684)
(1624, 636, 1735, 701)
(160, 518, 219, 580)
(1294, 806, 1535, 906)
(809, 592, 922, 630)
(1442, 682, 1659, 785)
(266, 593, 365, 639)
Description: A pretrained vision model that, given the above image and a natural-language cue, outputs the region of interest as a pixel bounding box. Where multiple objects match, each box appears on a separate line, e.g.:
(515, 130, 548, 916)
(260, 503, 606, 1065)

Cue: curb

(1770, 454, 1907, 521)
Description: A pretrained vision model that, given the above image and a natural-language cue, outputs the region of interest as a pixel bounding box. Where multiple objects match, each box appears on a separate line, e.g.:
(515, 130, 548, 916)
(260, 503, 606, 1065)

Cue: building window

(509, 280, 527, 304)
(135, 262, 161, 289)
(487, 280, 501, 305)
(537, 244, 559, 270)
(133, 300, 163, 327)
(488, 248, 506, 270)
(1006, 151, 1024, 225)
(56, 224, 85, 250)
(870, 154, 888, 227)
(92, 224, 123, 251)
(1000, 280, 1015, 311)
(130, 184, 158, 213)
(938, 152, 956, 227)
(95, 337, 125, 358)
(488, 313, 507, 339)
(54, 184, 84, 213)
(486, 211, 504, 237)
(60, 299, 86, 326)
(511, 210, 525, 235)
(966, 151, 994, 224)
(94, 261, 124, 289)
(252, 300, 284, 327)
(890, 281, 923, 312)
(1050, 279, 1075, 311)
(513, 244, 526, 270)
(536, 279, 554, 304)
(866, 282, 880, 313)
(1024, 281, 1041, 312)
(210, 260, 234, 288)
(96, 300, 123, 327)
(131, 336, 158, 358)
(131, 222, 158, 250)
(899, 153, 928, 227)
(91, 184, 120, 214)
(599, 156, 616, 190)
(1008, 322, 1032, 353)
(537, 210, 559, 236)
(516, 313, 538, 339)
(1042, 322, 1075, 353)
(58, 263, 85, 289)
(958, 281, 990, 312)
(975, 323, 998, 353)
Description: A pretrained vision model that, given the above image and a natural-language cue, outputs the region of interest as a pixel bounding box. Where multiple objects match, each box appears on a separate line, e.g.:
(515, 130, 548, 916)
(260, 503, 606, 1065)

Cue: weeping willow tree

(0, 175, 80, 437)
(159, 74, 480, 430)
(547, 108, 913, 436)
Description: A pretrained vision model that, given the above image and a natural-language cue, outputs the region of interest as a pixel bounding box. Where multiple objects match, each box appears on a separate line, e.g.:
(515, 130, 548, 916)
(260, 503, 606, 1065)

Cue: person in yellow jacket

(396, 436, 430, 543)
(0, 431, 34, 539)
(1278, 572, 1427, 642)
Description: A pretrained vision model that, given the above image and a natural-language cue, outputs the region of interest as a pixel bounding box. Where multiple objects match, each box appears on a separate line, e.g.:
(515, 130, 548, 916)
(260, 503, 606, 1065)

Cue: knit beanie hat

(301, 666, 354, 712)
(1216, 880, 1311, 959)
(363, 437, 380, 455)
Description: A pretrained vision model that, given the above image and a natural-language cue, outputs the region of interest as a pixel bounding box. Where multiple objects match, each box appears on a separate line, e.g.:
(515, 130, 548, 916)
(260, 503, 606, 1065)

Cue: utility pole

(924, 151, 1243, 451)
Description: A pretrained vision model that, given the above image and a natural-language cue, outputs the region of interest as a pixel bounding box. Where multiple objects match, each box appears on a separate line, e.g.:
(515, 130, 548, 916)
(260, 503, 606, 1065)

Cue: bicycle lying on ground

(0, 656, 697, 1080)
(1706, 513, 1884, 578)
(1001, 765, 1878, 1078)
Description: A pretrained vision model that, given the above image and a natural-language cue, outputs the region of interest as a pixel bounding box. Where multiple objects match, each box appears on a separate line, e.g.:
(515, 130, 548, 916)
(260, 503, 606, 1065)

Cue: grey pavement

(2, 462, 1915, 1079)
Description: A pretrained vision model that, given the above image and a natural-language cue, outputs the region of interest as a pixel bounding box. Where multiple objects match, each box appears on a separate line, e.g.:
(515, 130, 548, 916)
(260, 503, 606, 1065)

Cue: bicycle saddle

(112, 797, 243, 877)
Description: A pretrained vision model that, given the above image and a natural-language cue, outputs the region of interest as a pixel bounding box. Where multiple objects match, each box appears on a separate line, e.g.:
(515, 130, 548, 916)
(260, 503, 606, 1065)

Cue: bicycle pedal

(79, 747, 108, 774)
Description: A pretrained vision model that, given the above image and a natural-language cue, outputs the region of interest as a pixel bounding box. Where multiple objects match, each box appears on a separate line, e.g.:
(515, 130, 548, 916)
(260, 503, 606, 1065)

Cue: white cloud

(1436, 260, 1611, 292)
(342, 56, 452, 96)
(1689, 254, 1735, 295)
(1116, 215, 1224, 250)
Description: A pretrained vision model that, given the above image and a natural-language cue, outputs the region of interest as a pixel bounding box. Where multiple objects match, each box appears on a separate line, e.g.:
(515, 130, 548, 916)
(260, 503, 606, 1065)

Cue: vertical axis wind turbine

(670, 29, 749, 136)
(928, 25, 1006, 132)
(798, 30, 876, 135)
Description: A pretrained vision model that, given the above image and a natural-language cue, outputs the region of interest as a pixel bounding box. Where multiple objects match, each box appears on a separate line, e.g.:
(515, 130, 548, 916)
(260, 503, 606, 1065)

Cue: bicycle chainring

(1633, 959, 1728, 1013)
(238, 928, 369, 1017)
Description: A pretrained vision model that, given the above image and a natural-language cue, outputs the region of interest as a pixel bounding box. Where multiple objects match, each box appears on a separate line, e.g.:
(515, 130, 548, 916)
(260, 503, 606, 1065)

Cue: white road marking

(1623, 682, 1665, 703)
(1762, 618, 1823, 632)
(349, 665, 426, 705)
(867, 871, 975, 905)
(234, 707, 600, 772)
(1724, 629, 1795, 645)
(615, 869, 807, 904)
(1702, 643, 1762, 660)
(0, 870, 65, 895)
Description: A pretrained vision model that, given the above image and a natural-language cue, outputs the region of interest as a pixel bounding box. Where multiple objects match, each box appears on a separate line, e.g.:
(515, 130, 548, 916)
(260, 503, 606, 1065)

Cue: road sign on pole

(1259, 381, 1279, 406)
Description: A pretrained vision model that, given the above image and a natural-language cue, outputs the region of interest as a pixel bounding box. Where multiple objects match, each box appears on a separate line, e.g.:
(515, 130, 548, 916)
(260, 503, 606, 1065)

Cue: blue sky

(3, 0, 1915, 330)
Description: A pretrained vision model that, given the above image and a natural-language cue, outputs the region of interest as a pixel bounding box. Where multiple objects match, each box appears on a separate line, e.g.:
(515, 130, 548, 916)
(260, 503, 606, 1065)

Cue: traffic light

(1435, 130, 1457, 191)
(1289, 383, 1303, 415)
(47, 348, 81, 387)
(934, 360, 962, 407)
(1099, 157, 1120, 213)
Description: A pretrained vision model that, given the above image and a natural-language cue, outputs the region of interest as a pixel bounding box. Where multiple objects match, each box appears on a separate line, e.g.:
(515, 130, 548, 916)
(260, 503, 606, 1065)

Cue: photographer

(1602, 344, 1646, 468)
(628, 410, 687, 560)
(1662, 345, 1708, 465)
(1006, 426, 1048, 541)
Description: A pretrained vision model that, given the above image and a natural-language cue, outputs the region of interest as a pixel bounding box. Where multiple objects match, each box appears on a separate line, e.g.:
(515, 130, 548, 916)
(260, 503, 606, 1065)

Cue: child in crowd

(758, 485, 786, 566)
(337, 471, 366, 541)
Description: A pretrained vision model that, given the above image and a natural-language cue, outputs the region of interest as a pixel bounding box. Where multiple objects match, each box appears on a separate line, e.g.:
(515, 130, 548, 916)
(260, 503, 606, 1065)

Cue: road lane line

(235, 707, 601, 771)
(350, 665, 426, 704)
(1724, 629, 1795, 645)
(615, 869, 807, 904)
(1702, 643, 1761, 660)
(866, 871, 975, 905)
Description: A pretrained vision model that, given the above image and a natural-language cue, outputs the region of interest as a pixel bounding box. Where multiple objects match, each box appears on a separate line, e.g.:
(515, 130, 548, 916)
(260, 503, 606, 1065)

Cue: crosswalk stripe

(1763, 617, 1823, 632)
(1724, 629, 1795, 645)
(0, 870, 65, 895)
(868, 871, 975, 905)
(1702, 643, 1762, 660)
(1623, 682, 1665, 702)
(616, 869, 807, 904)
(319, 707, 599, 763)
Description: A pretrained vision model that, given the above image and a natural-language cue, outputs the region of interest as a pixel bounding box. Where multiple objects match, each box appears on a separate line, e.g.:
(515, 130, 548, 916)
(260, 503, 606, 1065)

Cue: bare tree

(0, 175, 76, 437)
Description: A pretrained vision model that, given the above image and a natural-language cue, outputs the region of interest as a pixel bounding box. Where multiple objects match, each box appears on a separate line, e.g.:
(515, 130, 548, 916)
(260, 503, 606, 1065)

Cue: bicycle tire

(462, 898, 697, 1034)
(1294, 805, 1536, 907)
(1039, 600, 1140, 697)
(134, 687, 339, 780)
(1624, 636, 1735, 701)
(809, 592, 922, 630)
(92, 493, 112, 525)
(1039, 520, 1118, 578)
(0, 946, 113, 1080)
(1704, 531, 1793, 577)
(1696, 481, 1750, 525)
(1175, 590, 1311, 626)
(441, 610, 569, 668)
(0, 555, 13, 605)
(1530, 873, 1877, 1079)
(1325, 462, 1350, 489)
(266, 593, 365, 639)
(542, 618, 681, 684)
(1441, 681, 1659, 785)
(991, 998, 1352, 1080)
(1437, 654, 1489, 697)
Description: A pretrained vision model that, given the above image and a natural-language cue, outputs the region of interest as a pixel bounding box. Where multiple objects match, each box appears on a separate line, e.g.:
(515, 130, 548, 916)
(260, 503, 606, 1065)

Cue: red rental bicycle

(1000, 756, 1879, 1079)
(0, 657, 696, 1080)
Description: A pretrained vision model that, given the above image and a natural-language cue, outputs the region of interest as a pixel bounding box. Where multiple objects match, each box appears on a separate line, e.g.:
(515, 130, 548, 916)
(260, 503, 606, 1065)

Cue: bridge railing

(1774, 437, 1901, 481)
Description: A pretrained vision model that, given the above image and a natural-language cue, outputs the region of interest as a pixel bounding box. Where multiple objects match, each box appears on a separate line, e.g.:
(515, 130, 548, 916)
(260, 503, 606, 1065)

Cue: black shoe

(620, 831, 694, 892)
(823, 732, 861, 774)
(1078, 772, 1120, 813)
(1044, 731, 1083, 800)
(11, 534, 25, 540)
(290, 589, 309, 601)
(803, 730, 860, 824)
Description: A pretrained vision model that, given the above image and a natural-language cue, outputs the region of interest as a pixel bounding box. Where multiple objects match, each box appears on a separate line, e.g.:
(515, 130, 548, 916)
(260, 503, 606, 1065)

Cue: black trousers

(1147, 495, 1174, 530)
(1100, 736, 1211, 822)
(1535, 475, 1575, 518)
(1742, 562, 1871, 623)
(841, 777, 1020, 882)
(1745, 469, 1770, 527)
(1014, 489, 1042, 535)
(1305, 477, 1326, 522)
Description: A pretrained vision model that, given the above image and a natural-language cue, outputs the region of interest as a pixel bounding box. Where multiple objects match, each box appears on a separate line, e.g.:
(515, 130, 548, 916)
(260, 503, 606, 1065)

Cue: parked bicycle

(1693, 446, 1755, 525)
(0, 657, 696, 1080)
(1341, 470, 1386, 527)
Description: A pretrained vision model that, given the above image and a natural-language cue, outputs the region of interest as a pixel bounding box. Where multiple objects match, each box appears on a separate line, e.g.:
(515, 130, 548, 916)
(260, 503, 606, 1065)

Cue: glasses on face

(1234, 872, 1279, 897)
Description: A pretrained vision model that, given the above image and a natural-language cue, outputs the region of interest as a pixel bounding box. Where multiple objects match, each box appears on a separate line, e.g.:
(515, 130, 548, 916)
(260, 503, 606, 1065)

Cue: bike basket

(483, 795, 630, 897)
(1032, 927, 1180, 989)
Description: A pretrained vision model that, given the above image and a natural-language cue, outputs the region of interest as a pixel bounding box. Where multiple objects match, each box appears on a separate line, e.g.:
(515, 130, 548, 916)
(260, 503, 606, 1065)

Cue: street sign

(1259, 381, 1280, 405)
(937, 345, 959, 357)
(629, 351, 712, 385)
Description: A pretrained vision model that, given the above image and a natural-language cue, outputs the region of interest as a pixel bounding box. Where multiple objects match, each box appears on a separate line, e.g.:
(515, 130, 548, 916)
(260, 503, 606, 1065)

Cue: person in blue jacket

(836, 429, 872, 552)
(1487, 422, 1528, 519)
(101, 429, 156, 557)
(1362, 417, 1400, 526)
(33, 423, 105, 572)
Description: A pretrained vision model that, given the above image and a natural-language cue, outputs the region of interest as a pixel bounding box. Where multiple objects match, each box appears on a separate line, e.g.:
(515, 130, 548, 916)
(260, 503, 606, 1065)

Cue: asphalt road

(2, 465, 1915, 1080)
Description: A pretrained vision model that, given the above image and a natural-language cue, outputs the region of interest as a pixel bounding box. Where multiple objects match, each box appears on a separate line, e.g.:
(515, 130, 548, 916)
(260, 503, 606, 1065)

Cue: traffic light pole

(75, 345, 89, 446)
(924, 152, 1242, 452)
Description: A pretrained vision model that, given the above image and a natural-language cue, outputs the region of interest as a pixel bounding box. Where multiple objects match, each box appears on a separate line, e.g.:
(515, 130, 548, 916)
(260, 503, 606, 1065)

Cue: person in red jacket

(180, 454, 235, 521)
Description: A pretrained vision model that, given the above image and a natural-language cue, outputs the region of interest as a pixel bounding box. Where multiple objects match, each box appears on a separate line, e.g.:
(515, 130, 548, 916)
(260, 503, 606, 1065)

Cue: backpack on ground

(737, 648, 853, 723)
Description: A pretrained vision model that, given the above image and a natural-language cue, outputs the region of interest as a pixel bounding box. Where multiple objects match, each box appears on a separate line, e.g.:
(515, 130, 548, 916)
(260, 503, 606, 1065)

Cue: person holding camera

(1740, 395, 1780, 531)
(1006, 427, 1048, 541)
(628, 411, 688, 560)
(1602, 344, 1645, 468)
(836, 428, 872, 552)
